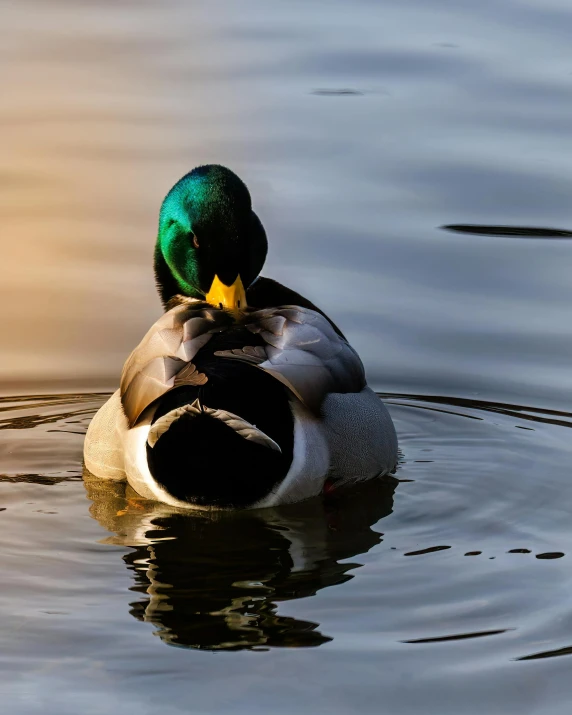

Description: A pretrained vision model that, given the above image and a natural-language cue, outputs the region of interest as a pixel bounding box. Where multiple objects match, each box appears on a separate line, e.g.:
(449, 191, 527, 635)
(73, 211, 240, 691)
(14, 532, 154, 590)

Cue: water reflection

(84, 472, 397, 651)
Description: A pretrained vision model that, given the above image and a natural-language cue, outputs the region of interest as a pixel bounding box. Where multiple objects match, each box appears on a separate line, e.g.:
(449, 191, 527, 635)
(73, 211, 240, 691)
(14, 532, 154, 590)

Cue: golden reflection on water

(1, 1, 260, 385)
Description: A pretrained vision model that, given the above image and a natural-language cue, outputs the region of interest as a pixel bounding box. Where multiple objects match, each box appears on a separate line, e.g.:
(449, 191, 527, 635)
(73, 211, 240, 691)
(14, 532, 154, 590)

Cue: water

(3, 0, 572, 712)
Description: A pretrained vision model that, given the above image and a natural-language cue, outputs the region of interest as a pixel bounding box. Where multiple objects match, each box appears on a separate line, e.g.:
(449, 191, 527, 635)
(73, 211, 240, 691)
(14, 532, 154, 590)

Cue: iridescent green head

(154, 165, 268, 310)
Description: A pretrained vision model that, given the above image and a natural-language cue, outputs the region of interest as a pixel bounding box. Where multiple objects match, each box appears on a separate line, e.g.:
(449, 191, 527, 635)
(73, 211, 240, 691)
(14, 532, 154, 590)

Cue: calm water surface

(3, 1, 572, 713)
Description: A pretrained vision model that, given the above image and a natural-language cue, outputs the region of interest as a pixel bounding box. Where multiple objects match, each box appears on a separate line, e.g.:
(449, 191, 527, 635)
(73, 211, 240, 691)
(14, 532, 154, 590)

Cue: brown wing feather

(120, 301, 231, 426)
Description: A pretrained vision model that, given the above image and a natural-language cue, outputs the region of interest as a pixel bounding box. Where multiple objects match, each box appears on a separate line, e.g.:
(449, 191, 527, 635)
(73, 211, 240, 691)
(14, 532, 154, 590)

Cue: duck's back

(84, 301, 397, 509)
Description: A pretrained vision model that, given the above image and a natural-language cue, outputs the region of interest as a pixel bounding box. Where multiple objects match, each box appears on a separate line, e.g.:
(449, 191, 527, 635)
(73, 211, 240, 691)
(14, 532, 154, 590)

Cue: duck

(84, 164, 397, 509)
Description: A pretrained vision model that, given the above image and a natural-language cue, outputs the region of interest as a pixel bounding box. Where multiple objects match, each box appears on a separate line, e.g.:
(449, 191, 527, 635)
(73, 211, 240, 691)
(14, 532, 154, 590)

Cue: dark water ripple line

(0, 393, 107, 430)
(0, 408, 97, 431)
(404, 545, 452, 556)
(403, 628, 514, 644)
(46, 430, 87, 435)
(0, 392, 110, 407)
(311, 88, 365, 96)
(535, 552, 565, 560)
(386, 401, 484, 422)
(0, 473, 82, 484)
(517, 646, 572, 661)
(380, 393, 572, 429)
(442, 224, 572, 239)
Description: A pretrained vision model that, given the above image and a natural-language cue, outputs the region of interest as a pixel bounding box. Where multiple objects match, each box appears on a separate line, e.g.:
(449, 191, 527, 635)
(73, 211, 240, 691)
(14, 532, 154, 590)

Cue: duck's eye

(192, 234, 200, 249)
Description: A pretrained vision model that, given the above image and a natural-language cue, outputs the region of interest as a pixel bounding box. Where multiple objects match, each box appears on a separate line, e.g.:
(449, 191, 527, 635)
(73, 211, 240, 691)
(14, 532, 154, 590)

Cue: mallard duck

(84, 165, 397, 509)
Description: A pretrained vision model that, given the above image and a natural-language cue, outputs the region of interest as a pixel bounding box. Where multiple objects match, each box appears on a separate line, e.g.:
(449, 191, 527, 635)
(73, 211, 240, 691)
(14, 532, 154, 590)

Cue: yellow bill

(205, 274, 247, 317)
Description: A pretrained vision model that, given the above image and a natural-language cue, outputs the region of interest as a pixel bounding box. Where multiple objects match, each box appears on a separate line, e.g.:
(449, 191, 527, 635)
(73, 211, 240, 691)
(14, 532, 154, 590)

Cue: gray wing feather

(218, 306, 365, 413)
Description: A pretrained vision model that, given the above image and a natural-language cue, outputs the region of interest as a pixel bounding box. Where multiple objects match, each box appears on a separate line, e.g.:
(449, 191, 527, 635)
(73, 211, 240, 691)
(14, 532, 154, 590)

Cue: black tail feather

(147, 360, 294, 508)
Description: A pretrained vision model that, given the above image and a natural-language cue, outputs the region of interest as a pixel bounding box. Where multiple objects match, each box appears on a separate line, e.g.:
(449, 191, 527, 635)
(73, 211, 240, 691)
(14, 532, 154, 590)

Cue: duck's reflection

(84, 473, 397, 651)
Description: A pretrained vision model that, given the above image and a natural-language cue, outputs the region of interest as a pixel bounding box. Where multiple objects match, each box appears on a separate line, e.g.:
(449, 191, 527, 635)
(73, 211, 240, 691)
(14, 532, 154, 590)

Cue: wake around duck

(84, 165, 397, 509)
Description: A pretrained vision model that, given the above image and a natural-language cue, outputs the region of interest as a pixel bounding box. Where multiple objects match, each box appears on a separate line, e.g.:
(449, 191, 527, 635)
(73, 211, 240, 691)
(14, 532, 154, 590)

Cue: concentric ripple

(0, 391, 571, 669)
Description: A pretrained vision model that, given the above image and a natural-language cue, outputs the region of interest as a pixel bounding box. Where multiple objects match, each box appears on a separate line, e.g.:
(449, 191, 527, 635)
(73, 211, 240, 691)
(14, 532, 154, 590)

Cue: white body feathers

(84, 385, 397, 509)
